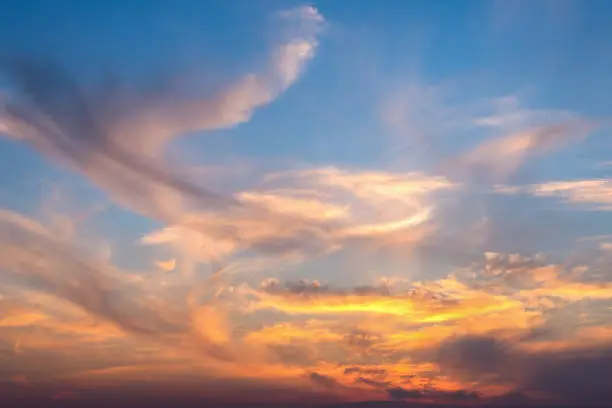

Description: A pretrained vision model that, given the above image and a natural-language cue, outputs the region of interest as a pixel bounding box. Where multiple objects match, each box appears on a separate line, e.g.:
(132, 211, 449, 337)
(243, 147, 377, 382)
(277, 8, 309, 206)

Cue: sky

(1, 0, 612, 406)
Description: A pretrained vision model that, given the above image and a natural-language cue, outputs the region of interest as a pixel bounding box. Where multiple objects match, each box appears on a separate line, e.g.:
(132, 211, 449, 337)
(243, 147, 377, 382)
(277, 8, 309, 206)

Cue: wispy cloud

(382, 83, 597, 184)
(447, 119, 594, 183)
(496, 178, 612, 210)
(139, 166, 449, 275)
(0, 6, 325, 222)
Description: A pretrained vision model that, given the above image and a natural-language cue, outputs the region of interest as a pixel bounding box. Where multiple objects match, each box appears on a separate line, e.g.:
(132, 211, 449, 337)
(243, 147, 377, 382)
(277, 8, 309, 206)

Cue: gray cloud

(355, 377, 390, 389)
(259, 279, 392, 298)
(309, 372, 340, 389)
(344, 330, 382, 351)
(343, 367, 387, 377)
(385, 385, 480, 402)
(437, 334, 612, 404)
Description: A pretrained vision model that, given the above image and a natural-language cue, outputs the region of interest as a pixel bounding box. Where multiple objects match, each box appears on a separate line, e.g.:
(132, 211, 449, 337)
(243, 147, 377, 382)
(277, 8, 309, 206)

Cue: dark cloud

(437, 334, 612, 405)
(258, 279, 461, 314)
(0, 376, 346, 407)
(443, 389, 480, 401)
(355, 377, 390, 389)
(437, 335, 512, 379)
(386, 386, 424, 400)
(344, 330, 381, 350)
(268, 344, 314, 366)
(386, 385, 479, 402)
(343, 367, 387, 377)
(309, 372, 339, 389)
(259, 280, 391, 298)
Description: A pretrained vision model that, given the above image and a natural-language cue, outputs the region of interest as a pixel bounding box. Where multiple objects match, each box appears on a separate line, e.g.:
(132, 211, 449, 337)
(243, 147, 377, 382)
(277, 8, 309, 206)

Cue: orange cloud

(154, 258, 176, 272)
(245, 277, 531, 326)
(3, 203, 612, 405)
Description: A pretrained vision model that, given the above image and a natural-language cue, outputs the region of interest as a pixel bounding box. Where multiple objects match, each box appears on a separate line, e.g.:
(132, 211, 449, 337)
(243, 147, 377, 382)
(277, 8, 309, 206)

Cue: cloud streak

(447, 119, 594, 183)
(382, 85, 598, 184)
(497, 178, 612, 210)
(0, 6, 325, 222)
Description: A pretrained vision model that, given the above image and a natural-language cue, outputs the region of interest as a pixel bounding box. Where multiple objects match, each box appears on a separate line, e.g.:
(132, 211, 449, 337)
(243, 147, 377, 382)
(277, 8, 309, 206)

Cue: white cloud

(381, 83, 594, 184)
(140, 166, 451, 271)
(449, 120, 593, 182)
(600, 242, 612, 251)
(534, 179, 612, 210)
(495, 178, 612, 211)
(0, 6, 326, 223)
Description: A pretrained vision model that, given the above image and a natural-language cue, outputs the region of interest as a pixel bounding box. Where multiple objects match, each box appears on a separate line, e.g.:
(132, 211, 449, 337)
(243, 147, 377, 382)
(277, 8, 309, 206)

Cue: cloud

(386, 386, 425, 399)
(343, 367, 388, 377)
(437, 335, 512, 380)
(246, 276, 531, 325)
(447, 119, 594, 183)
(437, 334, 612, 404)
(1, 0, 463, 315)
(259, 278, 392, 297)
(309, 372, 340, 389)
(273, 6, 325, 88)
(0, 208, 273, 377)
(234, 252, 612, 398)
(2, 163, 612, 406)
(0, 210, 187, 338)
(139, 167, 448, 272)
(462, 251, 612, 307)
(5, 205, 612, 405)
(273, 166, 454, 196)
(0, 6, 325, 222)
(497, 178, 612, 211)
(381, 82, 596, 184)
(356, 377, 390, 389)
(154, 259, 176, 272)
(2, 4, 611, 406)
(386, 385, 480, 402)
(0, 6, 425, 298)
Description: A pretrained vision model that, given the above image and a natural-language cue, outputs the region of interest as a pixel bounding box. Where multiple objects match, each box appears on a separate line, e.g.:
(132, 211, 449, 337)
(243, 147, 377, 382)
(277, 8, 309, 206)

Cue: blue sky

(2, 1, 612, 406)
(2, 0, 611, 241)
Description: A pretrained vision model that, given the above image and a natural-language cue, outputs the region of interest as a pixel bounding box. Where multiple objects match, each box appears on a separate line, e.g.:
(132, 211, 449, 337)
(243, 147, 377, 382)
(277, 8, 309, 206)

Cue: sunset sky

(1, 0, 612, 406)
